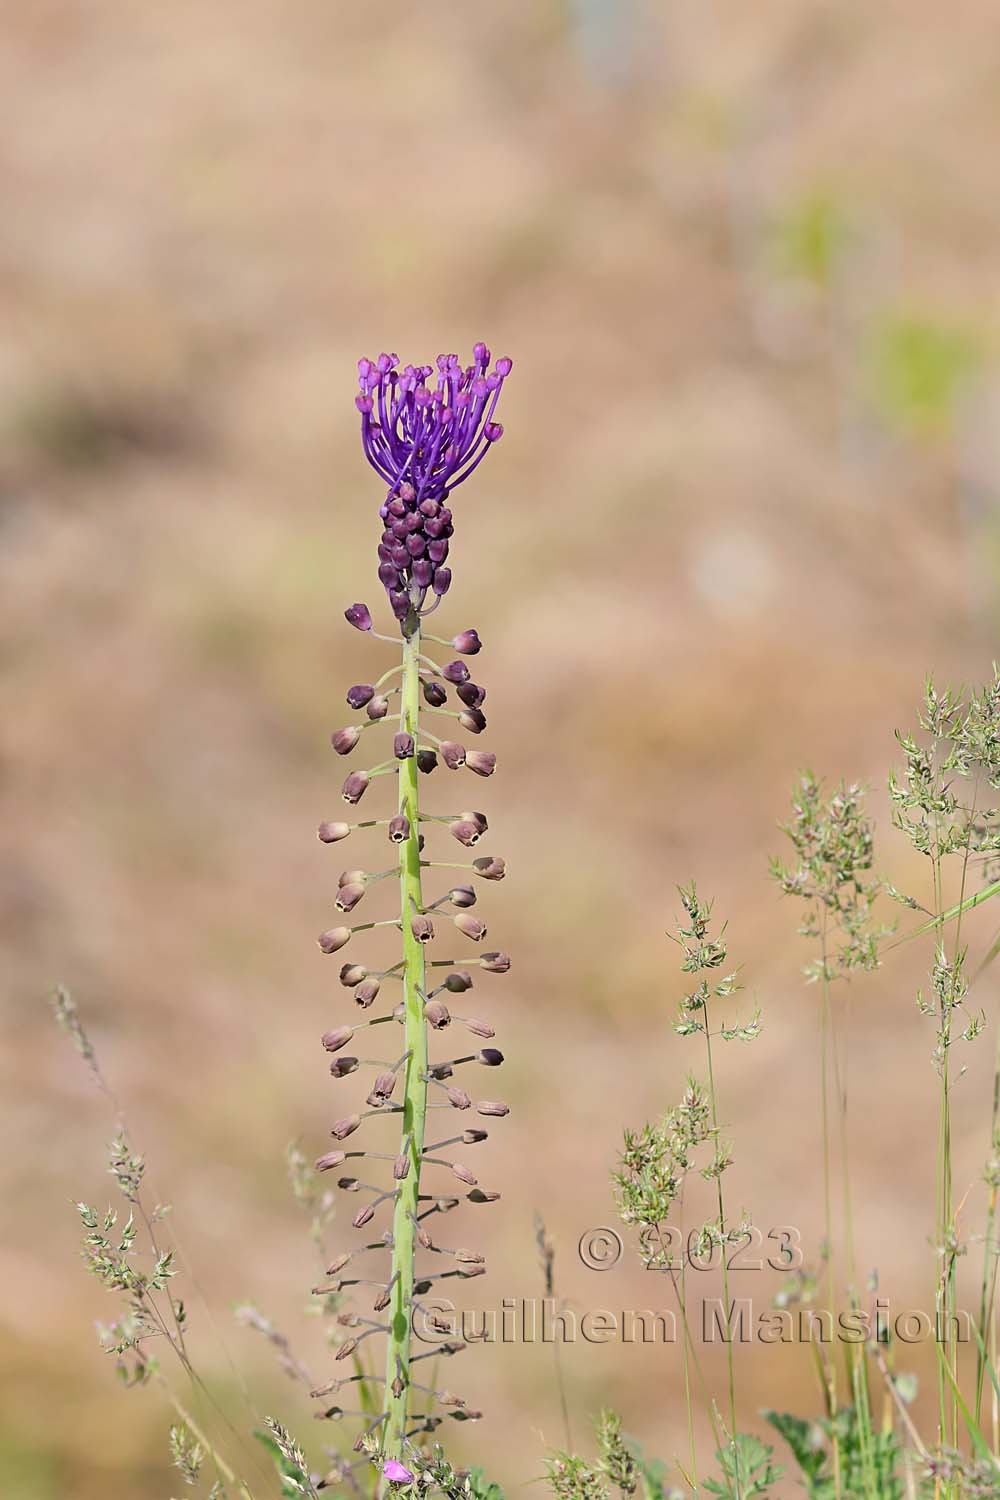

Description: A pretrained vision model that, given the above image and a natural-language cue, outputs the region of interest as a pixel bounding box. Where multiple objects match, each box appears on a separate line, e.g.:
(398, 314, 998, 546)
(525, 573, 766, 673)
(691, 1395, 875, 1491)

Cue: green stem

(382, 616, 429, 1463)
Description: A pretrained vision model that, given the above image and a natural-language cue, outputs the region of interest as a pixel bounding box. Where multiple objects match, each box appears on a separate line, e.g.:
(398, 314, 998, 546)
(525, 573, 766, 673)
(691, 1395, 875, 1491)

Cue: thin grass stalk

(701, 995, 739, 1492)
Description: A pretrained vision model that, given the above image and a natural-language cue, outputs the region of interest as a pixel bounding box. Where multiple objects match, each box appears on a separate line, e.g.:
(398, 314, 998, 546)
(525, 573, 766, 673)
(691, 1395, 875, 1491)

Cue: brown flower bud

(338, 868, 367, 887)
(465, 750, 495, 777)
(440, 740, 467, 769)
(422, 679, 448, 707)
(393, 1151, 410, 1180)
(444, 971, 474, 993)
(455, 1248, 485, 1263)
(388, 814, 411, 843)
(346, 684, 375, 710)
(472, 855, 506, 880)
(451, 1162, 478, 1186)
(367, 1070, 397, 1104)
(449, 818, 483, 847)
(331, 726, 361, 755)
(366, 695, 390, 720)
(332, 1113, 362, 1139)
(459, 1262, 487, 1278)
(322, 1026, 354, 1051)
(355, 977, 380, 1007)
(335, 1337, 359, 1361)
(341, 771, 370, 805)
(462, 1129, 489, 1144)
(373, 1286, 391, 1312)
(477, 1048, 504, 1067)
(352, 1204, 375, 1229)
(326, 1250, 352, 1274)
(424, 1000, 451, 1029)
(411, 914, 435, 943)
(449, 885, 477, 908)
(430, 1061, 454, 1080)
(463, 1018, 495, 1039)
(335, 882, 366, 914)
(318, 927, 351, 955)
(457, 681, 486, 709)
(447, 1087, 472, 1110)
(480, 951, 510, 973)
(330, 1056, 359, 1078)
(315, 1150, 347, 1172)
(417, 749, 438, 773)
(318, 821, 352, 843)
(454, 913, 487, 942)
(394, 732, 415, 759)
(468, 1189, 501, 1203)
(443, 659, 471, 684)
(339, 963, 367, 988)
(391, 1375, 405, 1398)
(459, 708, 487, 735)
(476, 1100, 509, 1117)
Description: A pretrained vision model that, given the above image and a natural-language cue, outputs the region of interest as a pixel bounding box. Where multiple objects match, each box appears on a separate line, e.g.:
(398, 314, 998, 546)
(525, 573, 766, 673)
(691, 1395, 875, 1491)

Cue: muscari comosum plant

(312, 345, 513, 1487)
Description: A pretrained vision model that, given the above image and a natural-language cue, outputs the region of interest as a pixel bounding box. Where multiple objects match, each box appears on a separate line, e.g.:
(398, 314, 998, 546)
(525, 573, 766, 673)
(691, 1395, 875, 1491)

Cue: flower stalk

(382, 613, 430, 1458)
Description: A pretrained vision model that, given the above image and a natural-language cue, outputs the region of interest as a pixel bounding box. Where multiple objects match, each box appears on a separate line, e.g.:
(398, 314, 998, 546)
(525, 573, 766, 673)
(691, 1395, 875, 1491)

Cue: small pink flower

(382, 1458, 414, 1485)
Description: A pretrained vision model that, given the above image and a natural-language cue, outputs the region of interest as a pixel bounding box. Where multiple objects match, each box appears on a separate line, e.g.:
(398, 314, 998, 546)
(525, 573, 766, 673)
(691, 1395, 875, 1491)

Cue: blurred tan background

(4, 1, 1000, 1495)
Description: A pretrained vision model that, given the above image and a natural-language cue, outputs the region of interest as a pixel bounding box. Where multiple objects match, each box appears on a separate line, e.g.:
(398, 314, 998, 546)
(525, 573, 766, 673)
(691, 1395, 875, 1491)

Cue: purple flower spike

(354, 344, 511, 617)
(383, 1459, 414, 1485)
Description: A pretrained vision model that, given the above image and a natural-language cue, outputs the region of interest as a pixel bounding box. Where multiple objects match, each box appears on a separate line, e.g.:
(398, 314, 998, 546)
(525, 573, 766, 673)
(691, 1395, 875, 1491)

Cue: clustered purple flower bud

(355, 347, 512, 619)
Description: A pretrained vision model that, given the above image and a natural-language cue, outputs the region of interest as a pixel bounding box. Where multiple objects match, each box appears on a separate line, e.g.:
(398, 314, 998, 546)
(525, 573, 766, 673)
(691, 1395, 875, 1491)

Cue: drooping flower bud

(432, 567, 452, 596)
(454, 913, 487, 942)
(319, 927, 352, 955)
(326, 1249, 352, 1275)
(449, 885, 477, 908)
(457, 682, 486, 709)
(480, 951, 510, 973)
(346, 684, 375, 709)
(322, 1026, 354, 1052)
(472, 855, 506, 880)
(332, 1113, 363, 1139)
(444, 971, 474, 992)
(367, 695, 390, 721)
(339, 963, 367, 987)
(388, 814, 411, 843)
(451, 1162, 478, 1186)
(368, 1071, 397, 1104)
(330, 1055, 360, 1078)
(338, 868, 367, 888)
(477, 1100, 509, 1117)
(315, 1150, 347, 1172)
(345, 603, 373, 632)
(459, 708, 487, 735)
(353, 1204, 375, 1229)
(463, 1129, 488, 1144)
(463, 1018, 495, 1039)
(443, 660, 470, 685)
(355, 977, 380, 1008)
(422, 680, 448, 707)
(449, 818, 483, 847)
(440, 741, 467, 769)
(477, 1048, 504, 1067)
(411, 914, 435, 943)
(332, 726, 362, 756)
(424, 1000, 451, 1029)
(446, 1087, 472, 1110)
(335, 883, 366, 914)
(452, 630, 482, 655)
(465, 750, 496, 777)
(417, 749, 438, 774)
(341, 771, 370, 805)
(394, 1150, 410, 1180)
(394, 732, 415, 760)
(318, 821, 352, 843)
